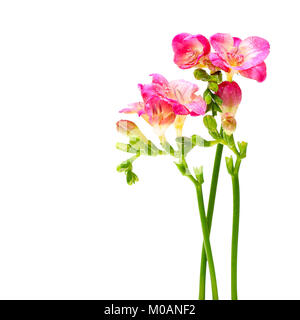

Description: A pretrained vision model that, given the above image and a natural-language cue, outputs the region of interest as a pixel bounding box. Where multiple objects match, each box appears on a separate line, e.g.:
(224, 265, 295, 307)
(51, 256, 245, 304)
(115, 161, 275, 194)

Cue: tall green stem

(231, 159, 241, 300)
(199, 143, 223, 300)
(195, 183, 219, 300)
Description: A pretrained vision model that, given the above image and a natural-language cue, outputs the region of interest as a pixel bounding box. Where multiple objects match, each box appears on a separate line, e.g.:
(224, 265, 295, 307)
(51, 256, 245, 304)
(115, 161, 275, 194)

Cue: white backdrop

(0, 0, 299, 300)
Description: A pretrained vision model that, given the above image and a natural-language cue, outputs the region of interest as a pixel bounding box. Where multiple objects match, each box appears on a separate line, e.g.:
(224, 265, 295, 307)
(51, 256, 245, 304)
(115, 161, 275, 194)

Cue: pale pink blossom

(209, 33, 270, 82)
(120, 74, 206, 137)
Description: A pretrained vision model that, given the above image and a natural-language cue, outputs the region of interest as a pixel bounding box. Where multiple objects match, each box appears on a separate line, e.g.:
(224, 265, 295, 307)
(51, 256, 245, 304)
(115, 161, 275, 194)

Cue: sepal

(208, 81, 219, 92)
(225, 156, 234, 176)
(238, 141, 248, 159)
(194, 166, 204, 184)
(210, 71, 223, 84)
(126, 170, 139, 185)
(174, 162, 190, 176)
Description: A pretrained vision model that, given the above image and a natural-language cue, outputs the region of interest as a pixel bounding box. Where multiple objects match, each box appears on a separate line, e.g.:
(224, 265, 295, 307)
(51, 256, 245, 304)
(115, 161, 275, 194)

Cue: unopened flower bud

(221, 113, 237, 135)
(116, 120, 148, 143)
(217, 81, 242, 115)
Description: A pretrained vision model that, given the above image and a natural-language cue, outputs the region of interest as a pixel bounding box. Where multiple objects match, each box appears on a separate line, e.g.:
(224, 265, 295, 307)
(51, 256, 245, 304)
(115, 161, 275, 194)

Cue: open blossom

(209, 33, 270, 82)
(120, 74, 206, 138)
(172, 33, 210, 69)
(217, 81, 242, 135)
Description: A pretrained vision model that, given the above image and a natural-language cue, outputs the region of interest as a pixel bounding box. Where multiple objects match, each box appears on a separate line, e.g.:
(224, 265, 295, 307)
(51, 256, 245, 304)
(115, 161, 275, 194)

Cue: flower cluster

(115, 32, 270, 300)
(118, 33, 269, 141)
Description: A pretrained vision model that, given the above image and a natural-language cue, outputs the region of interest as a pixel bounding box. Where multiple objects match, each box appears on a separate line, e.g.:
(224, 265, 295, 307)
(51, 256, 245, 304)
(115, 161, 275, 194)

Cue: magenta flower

(120, 74, 206, 138)
(209, 33, 270, 82)
(217, 81, 242, 135)
(172, 33, 211, 69)
(216, 81, 242, 115)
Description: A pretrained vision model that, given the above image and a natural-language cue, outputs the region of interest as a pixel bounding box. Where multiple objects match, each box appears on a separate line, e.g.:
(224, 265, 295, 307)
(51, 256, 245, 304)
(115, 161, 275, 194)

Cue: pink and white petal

(210, 33, 234, 58)
(171, 102, 190, 115)
(149, 73, 169, 88)
(209, 53, 231, 72)
(195, 34, 211, 56)
(172, 33, 210, 69)
(172, 33, 192, 53)
(239, 62, 267, 82)
(139, 83, 165, 102)
(238, 36, 270, 70)
(119, 102, 145, 114)
(144, 96, 177, 128)
(168, 80, 199, 104)
(233, 37, 242, 48)
(186, 96, 207, 116)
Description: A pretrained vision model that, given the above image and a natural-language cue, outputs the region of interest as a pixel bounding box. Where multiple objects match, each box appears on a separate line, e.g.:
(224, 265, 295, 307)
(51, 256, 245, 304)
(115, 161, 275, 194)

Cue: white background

(0, 0, 299, 300)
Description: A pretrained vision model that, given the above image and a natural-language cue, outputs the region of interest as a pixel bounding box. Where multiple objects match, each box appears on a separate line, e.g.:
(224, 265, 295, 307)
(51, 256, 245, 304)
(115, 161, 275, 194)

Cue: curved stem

(231, 169, 240, 300)
(195, 183, 219, 300)
(199, 143, 223, 300)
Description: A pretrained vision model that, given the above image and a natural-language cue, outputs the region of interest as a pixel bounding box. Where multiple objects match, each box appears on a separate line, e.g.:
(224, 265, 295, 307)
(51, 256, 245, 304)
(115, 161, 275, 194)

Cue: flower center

(226, 49, 244, 66)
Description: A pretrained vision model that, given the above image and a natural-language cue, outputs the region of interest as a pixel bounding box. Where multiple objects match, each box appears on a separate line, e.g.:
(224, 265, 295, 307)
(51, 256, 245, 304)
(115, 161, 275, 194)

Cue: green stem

(199, 143, 223, 300)
(231, 160, 241, 300)
(195, 183, 219, 300)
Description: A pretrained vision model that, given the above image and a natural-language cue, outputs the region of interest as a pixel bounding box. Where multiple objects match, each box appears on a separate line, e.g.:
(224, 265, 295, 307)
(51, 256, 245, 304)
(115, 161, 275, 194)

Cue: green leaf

(194, 166, 204, 184)
(194, 68, 211, 81)
(225, 156, 234, 176)
(208, 81, 219, 92)
(238, 141, 248, 159)
(203, 115, 217, 131)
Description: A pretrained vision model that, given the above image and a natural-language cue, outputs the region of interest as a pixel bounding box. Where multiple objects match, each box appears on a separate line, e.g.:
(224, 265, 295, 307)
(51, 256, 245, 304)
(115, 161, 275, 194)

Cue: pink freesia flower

(209, 33, 270, 82)
(217, 81, 242, 135)
(172, 33, 211, 69)
(216, 81, 242, 115)
(120, 74, 206, 138)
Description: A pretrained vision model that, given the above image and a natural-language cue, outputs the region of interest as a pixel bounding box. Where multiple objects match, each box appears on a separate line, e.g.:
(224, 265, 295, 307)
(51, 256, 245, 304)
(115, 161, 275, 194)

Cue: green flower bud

(238, 141, 248, 159)
(203, 115, 217, 131)
(194, 68, 211, 81)
(208, 81, 219, 92)
(225, 156, 234, 176)
(194, 166, 204, 184)
(126, 170, 139, 185)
